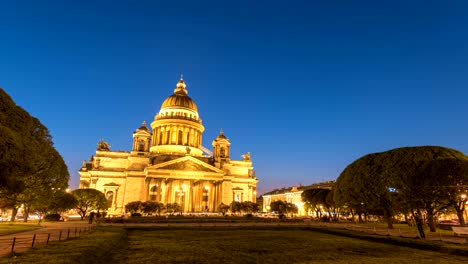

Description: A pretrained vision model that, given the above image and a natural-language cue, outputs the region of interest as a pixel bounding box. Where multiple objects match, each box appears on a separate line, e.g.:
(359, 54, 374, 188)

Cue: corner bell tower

(212, 129, 231, 165)
(132, 121, 151, 152)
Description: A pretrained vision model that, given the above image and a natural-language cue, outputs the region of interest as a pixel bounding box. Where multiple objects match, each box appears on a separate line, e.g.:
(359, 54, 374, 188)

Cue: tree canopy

(269, 200, 298, 217)
(334, 146, 468, 229)
(0, 88, 70, 221)
(71, 189, 108, 219)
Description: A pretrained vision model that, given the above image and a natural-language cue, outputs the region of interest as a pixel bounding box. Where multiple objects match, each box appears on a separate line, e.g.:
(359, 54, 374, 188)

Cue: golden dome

(160, 78, 198, 112)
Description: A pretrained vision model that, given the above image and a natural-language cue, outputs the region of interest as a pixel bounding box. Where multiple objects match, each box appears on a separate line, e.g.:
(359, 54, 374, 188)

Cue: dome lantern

(173, 75, 188, 95)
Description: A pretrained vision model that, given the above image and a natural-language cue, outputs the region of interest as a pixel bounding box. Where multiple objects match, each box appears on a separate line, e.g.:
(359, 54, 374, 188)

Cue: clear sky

(1, 0, 467, 195)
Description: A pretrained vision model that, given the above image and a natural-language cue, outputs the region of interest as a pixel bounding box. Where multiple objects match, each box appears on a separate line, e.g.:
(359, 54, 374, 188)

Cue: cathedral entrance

(176, 189, 185, 212)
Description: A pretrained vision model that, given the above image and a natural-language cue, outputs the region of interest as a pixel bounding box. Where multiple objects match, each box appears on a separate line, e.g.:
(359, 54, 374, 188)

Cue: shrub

(45, 213, 61, 221)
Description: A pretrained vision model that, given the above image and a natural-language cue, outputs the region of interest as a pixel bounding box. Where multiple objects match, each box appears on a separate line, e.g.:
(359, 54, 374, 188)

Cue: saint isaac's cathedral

(79, 77, 258, 215)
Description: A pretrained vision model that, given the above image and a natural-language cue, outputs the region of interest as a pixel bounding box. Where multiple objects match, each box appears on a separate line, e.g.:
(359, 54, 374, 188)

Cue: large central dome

(160, 78, 198, 112)
(150, 77, 205, 156)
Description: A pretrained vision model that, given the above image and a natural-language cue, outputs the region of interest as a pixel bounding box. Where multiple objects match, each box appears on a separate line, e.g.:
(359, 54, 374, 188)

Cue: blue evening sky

(1, 0, 467, 194)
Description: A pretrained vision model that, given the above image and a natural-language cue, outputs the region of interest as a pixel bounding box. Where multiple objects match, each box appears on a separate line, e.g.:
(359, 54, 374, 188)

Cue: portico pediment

(147, 156, 224, 173)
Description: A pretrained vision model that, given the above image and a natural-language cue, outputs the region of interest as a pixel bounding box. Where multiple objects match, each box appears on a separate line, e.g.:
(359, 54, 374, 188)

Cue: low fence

(0, 225, 97, 256)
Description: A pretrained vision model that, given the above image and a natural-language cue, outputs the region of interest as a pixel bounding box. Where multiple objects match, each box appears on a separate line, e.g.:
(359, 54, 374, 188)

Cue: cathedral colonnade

(144, 178, 223, 212)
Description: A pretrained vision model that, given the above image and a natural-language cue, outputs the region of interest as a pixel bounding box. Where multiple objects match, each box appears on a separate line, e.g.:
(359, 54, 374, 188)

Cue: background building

(261, 181, 334, 216)
(79, 78, 258, 215)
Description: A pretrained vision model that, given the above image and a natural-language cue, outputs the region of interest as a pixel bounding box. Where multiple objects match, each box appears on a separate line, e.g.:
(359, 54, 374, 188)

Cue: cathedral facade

(78, 78, 258, 215)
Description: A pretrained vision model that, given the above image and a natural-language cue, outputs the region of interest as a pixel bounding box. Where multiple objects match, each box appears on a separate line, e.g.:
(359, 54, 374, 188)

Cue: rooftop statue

(97, 138, 110, 151)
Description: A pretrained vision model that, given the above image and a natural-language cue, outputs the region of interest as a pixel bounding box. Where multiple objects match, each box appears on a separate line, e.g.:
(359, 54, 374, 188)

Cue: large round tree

(0, 88, 69, 221)
(334, 146, 468, 230)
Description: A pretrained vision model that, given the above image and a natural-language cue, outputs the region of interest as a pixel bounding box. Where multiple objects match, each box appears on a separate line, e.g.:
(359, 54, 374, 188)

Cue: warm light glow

(182, 184, 187, 189)
(204, 185, 209, 190)
(296, 202, 304, 210)
(462, 194, 467, 199)
(66, 188, 70, 193)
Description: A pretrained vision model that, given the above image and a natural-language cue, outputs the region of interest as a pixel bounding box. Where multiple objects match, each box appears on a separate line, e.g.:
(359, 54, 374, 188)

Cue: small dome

(160, 77, 198, 111)
(214, 129, 228, 140)
(135, 121, 149, 132)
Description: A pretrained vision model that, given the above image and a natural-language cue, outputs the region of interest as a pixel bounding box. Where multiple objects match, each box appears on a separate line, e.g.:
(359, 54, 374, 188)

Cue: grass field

(0, 224, 40, 235)
(3, 226, 468, 263)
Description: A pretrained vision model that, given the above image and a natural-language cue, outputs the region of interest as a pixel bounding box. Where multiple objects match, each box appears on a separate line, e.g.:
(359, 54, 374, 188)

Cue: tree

(285, 202, 298, 216)
(165, 203, 181, 215)
(241, 201, 260, 214)
(71, 189, 108, 219)
(125, 201, 142, 214)
(0, 89, 70, 222)
(334, 146, 468, 231)
(218, 203, 230, 215)
(422, 158, 468, 227)
(230, 201, 242, 214)
(141, 201, 165, 216)
(30, 190, 77, 223)
(270, 200, 287, 215)
(302, 189, 331, 219)
(49, 192, 78, 214)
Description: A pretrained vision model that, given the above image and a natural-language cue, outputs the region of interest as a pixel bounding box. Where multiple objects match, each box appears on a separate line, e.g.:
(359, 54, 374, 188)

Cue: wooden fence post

(59, 230, 62, 241)
(31, 234, 36, 248)
(11, 237, 16, 253)
(75, 227, 77, 237)
(46, 233, 51, 245)
(67, 229, 70, 239)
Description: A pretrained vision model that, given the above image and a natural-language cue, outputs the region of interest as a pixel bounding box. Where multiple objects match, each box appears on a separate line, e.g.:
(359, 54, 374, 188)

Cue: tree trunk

(455, 208, 466, 227)
(23, 206, 30, 223)
(384, 208, 394, 229)
(414, 209, 425, 239)
(358, 213, 363, 223)
(10, 207, 18, 222)
(426, 210, 436, 232)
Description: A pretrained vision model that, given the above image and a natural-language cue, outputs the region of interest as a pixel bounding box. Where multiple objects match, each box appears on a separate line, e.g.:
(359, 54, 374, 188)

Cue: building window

(220, 147, 225, 157)
(234, 193, 241, 202)
(149, 185, 158, 201)
(106, 191, 114, 207)
(138, 140, 145, 151)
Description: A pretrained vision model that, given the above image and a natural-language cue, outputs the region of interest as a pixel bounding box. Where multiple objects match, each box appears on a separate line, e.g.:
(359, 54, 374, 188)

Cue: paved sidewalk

(0, 221, 95, 256)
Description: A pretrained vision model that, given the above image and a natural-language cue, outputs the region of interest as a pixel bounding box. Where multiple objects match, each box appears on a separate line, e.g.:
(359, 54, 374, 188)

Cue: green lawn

(0, 224, 40, 235)
(3, 226, 468, 263)
(0, 227, 125, 263)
